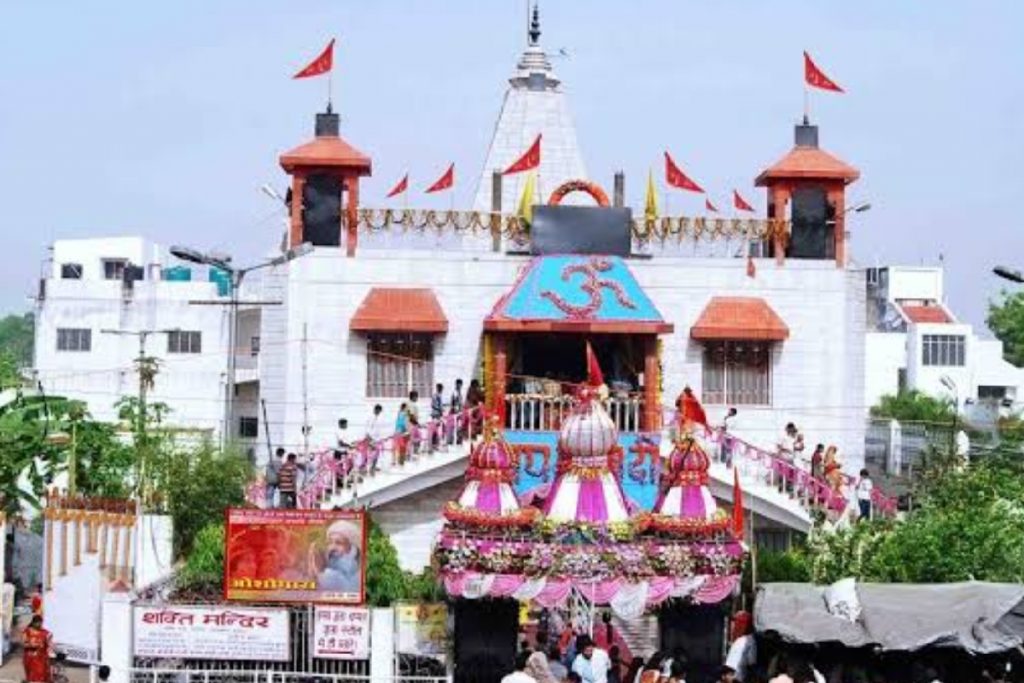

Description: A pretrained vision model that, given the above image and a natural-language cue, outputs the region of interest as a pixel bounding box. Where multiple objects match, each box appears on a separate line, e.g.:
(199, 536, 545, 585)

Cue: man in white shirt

(856, 468, 874, 520)
(572, 636, 611, 683)
(501, 651, 537, 683)
(364, 404, 385, 473)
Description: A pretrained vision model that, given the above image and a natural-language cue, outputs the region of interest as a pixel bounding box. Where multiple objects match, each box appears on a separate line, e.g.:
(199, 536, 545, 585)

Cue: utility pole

(101, 327, 178, 501)
(172, 242, 311, 451)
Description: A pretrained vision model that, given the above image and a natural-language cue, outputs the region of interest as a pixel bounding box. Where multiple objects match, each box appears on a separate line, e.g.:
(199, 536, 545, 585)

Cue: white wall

(865, 332, 906, 407)
(35, 238, 230, 434)
(260, 249, 868, 471)
(885, 267, 944, 302)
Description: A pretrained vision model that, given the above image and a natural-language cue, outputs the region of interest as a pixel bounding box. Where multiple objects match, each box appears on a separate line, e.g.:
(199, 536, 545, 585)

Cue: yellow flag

(517, 172, 537, 225)
(644, 168, 659, 221)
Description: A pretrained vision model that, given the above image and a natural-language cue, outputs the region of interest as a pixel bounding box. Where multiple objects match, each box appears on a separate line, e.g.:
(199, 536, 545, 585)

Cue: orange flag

(733, 190, 755, 212)
(664, 152, 704, 193)
(425, 164, 455, 193)
(804, 51, 844, 93)
(503, 134, 542, 175)
(293, 39, 335, 79)
(386, 174, 409, 198)
(705, 198, 719, 213)
(732, 467, 745, 538)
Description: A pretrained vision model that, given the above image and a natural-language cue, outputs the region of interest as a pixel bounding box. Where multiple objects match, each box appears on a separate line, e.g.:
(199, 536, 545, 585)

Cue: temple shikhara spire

(472, 2, 587, 211)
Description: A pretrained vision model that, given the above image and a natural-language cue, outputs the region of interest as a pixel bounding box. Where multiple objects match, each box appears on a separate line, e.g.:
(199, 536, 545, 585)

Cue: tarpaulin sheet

(755, 581, 1024, 654)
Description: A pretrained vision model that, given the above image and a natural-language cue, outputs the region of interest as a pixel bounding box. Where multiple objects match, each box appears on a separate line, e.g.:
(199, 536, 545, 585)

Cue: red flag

(503, 134, 542, 175)
(386, 174, 409, 198)
(705, 198, 718, 213)
(732, 467, 745, 538)
(586, 342, 604, 388)
(425, 164, 455, 193)
(679, 387, 708, 427)
(293, 39, 335, 79)
(804, 51, 844, 93)
(664, 152, 704, 193)
(746, 256, 756, 279)
(733, 190, 755, 213)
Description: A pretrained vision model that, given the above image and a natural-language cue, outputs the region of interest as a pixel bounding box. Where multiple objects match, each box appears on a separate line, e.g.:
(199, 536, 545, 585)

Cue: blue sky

(1, 1, 1021, 329)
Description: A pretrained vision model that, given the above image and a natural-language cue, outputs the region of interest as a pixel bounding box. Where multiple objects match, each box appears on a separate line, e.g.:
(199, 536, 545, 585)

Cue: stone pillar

(829, 186, 846, 267)
(491, 170, 503, 252)
(770, 186, 790, 265)
(643, 336, 660, 431)
(492, 335, 508, 425)
(369, 608, 395, 680)
(289, 174, 306, 249)
(613, 172, 625, 208)
(345, 175, 360, 257)
(100, 592, 134, 683)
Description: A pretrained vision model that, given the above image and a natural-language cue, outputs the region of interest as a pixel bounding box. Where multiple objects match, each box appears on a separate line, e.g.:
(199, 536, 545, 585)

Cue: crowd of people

(262, 378, 486, 507)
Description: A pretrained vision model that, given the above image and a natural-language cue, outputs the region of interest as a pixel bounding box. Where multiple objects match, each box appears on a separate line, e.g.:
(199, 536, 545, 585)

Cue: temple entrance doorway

(658, 603, 728, 682)
(452, 598, 519, 683)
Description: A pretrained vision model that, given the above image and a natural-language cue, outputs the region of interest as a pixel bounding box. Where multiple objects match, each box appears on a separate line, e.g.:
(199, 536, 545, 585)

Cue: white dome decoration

(558, 400, 618, 459)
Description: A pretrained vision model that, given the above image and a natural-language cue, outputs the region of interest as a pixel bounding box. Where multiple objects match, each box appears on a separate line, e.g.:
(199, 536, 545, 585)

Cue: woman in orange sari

(22, 615, 53, 683)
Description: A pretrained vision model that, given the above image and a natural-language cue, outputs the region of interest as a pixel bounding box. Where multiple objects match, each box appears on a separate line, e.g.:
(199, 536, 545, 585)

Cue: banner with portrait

(225, 509, 367, 604)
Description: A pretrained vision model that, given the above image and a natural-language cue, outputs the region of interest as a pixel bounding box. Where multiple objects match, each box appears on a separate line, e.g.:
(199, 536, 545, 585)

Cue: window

(102, 259, 127, 281)
(168, 330, 202, 354)
(978, 385, 1007, 400)
(239, 416, 259, 438)
(250, 336, 260, 357)
(921, 334, 965, 366)
(56, 328, 91, 352)
(60, 263, 83, 279)
(366, 333, 434, 398)
(702, 341, 772, 405)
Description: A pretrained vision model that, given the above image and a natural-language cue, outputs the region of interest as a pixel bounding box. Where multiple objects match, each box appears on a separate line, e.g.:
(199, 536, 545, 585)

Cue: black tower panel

(530, 205, 632, 256)
(302, 174, 343, 247)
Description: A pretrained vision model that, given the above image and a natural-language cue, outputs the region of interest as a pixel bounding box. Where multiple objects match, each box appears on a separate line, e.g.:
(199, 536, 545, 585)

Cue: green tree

(795, 454, 1024, 584)
(177, 523, 226, 596)
(161, 443, 250, 555)
(0, 351, 22, 389)
(870, 389, 954, 424)
(0, 313, 34, 365)
(988, 290, 1024, 367)
(366, 518, 407, 607)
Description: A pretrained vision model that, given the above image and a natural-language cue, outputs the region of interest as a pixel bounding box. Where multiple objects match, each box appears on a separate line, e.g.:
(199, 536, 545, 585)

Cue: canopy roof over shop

(755, 581, 1024, 654)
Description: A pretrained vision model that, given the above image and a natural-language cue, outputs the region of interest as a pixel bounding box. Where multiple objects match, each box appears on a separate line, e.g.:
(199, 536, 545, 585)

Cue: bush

(177, 523, 225, 594)
(366, 518, 407, 606)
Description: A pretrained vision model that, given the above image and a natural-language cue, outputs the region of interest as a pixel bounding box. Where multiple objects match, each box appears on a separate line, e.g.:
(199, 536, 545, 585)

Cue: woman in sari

(22, 615, 53, 683)
(526, 650, 559, 683)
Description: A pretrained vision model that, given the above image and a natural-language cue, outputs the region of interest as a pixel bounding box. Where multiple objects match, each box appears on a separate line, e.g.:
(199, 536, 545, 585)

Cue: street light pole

(170, 242, 313, 451)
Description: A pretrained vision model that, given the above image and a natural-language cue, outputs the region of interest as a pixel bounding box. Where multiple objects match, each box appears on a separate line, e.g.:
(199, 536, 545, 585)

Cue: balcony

(505, 393, 644, 433)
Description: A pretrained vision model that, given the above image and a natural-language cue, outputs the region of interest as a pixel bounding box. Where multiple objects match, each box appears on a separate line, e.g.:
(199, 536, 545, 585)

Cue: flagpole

(803, 85, 809, 125)
(328, 70, 334, 113)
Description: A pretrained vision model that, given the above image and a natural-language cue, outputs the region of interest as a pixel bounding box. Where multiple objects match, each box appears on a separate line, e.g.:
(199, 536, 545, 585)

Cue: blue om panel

(495, 255, 666, 323)
(505, 430, 661, 511)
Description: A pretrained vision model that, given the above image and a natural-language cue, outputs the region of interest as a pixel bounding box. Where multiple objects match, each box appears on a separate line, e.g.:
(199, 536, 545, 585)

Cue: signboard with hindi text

(312, 606, 370, 660)
(133, 606, 289, 661)
(225, 508, 367, 604)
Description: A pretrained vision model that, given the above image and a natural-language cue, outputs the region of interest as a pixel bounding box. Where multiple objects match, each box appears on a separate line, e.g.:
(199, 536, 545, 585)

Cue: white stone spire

(472, 4, 587, 212)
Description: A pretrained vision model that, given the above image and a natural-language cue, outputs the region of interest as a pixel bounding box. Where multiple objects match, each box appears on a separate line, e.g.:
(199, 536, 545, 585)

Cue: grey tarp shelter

(755, 581, 1024, 654)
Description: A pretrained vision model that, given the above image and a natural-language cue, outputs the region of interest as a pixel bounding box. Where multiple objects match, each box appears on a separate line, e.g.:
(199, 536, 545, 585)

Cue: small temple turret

(279, 109, 372, 256)
(755, 119, 859, 267)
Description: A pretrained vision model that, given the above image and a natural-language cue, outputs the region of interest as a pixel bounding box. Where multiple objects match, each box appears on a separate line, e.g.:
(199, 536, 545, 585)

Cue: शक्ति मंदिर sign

(133, 606, 290, 661)
(312, 606, 370, 660)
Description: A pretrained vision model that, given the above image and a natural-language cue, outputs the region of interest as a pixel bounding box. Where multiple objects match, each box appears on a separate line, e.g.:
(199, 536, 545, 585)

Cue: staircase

(289, 409, 893, 531)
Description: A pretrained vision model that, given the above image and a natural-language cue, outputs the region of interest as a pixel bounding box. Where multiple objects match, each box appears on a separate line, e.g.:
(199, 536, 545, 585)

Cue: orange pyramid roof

(279, 135, 372, 174)
(755, 146, 859, 186)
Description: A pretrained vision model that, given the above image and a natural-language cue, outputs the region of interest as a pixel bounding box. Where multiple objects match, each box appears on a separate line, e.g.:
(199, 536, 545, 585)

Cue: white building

(32, 13, 880, 569)
(32, 236, 266, 453)
(865, 265, 1024, 416)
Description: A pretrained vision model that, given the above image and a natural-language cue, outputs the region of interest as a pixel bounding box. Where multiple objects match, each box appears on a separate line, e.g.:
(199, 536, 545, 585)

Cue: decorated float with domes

(433, 345, 746, 618)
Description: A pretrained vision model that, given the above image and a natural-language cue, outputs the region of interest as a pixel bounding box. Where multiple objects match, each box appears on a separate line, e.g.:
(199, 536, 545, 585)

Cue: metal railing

(246, 407, 488, 509)
(504, 394, 643, 433)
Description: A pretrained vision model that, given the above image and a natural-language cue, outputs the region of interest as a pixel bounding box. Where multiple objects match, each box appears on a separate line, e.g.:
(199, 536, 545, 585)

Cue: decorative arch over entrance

(547, 179, 610, 207)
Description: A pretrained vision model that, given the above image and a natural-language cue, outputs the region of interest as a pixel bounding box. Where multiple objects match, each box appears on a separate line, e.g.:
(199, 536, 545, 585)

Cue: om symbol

(541, 258, 637, 319)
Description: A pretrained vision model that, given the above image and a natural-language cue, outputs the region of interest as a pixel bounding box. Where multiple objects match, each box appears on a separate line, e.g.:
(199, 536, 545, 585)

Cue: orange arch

(547, 180, 610, 207)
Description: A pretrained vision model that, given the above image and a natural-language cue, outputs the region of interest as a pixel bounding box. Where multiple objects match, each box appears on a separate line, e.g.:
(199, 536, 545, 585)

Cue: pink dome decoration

(543, 388, 631, 526)
(444, 419, 537, 528)
(652, 425, 730, 536)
